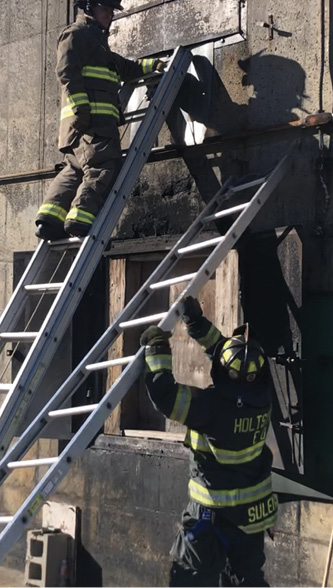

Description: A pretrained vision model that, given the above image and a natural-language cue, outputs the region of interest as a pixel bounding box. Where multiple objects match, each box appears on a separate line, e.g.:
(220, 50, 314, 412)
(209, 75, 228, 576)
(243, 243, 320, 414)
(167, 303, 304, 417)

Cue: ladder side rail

(0, 242, 49, 354)
(0, 347, 145, 563)
(0, 177, 238, 480)
(160, 154, 291, 332)
(0, 154, 291, 561)
(0, 48, 193, 455)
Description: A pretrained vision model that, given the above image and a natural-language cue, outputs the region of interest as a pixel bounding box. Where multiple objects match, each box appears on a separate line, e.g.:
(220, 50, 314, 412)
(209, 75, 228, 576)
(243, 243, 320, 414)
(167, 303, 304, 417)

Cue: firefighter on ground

(140, 296, 277, 587)
(35, 0, 167, 240)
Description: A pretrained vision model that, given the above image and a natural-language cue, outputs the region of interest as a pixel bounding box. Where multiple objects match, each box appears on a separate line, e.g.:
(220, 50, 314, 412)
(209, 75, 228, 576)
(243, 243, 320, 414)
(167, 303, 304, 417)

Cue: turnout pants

(169, 501, 269, 587)
(36, 133, 122, 236)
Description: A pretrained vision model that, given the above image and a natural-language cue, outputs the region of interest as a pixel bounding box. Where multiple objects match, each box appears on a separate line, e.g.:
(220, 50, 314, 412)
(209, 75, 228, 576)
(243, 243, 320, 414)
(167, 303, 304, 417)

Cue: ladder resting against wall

(0, 144, 313, 561)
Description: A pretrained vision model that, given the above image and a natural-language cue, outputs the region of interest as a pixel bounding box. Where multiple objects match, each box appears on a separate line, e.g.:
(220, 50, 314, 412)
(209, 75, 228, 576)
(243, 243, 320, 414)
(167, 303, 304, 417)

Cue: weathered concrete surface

(0, 566, 25, 587)
(4, 437, 333, 587)
(111, 0, 242, 57)
(0, 0, 67, 382)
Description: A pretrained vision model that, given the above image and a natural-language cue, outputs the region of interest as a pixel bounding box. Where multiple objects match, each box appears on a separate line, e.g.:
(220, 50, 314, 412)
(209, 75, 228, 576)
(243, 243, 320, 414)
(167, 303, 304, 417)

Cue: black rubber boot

(64, 220, 91, 238)
(35, 222, 67, 241)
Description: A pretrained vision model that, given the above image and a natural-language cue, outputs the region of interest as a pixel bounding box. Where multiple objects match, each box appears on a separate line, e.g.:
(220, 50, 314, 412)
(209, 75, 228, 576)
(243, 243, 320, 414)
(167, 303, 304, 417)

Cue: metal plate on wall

(110, 0, 244, 58)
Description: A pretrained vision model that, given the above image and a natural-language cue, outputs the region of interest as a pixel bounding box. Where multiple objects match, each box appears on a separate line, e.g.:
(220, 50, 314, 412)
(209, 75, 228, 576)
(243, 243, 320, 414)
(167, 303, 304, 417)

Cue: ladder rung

(150, 273, 197, 290)
(228, 177, 266, 193)
(7, 457, 58, 469)
(0, 516, 13, 524)
(119, 312, 167, 329)
(0, 516, 14, 525)
(24, 283, 63, 293)
(0, 332, 38, 342)
(204, 203, 249, 223)
(124, 108, 148, 121)
(49, 236, 84, 249)
(178, 236, 225, 255)
(85, 356, 136, 372)
(0, 384, 11, 392)
(48, 404, 98, 418)
(125, 114, 146, 123)
(124, 71, 161, 86)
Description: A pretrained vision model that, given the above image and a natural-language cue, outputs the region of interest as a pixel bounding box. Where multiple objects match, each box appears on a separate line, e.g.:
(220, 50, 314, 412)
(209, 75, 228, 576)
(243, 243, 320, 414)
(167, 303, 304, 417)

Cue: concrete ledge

(93, 433, 189, 460)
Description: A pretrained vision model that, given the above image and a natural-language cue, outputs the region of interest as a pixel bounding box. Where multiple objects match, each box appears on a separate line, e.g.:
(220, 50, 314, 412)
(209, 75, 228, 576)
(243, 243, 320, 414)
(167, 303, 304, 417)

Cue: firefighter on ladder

(35, 0, 167, 240)
(140, 296, 277, 587)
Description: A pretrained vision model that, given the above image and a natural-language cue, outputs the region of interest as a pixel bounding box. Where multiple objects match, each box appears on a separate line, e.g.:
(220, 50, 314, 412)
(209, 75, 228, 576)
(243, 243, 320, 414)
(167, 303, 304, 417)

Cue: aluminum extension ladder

(0, 152, 292, 561)
(0, 46, 192, 460)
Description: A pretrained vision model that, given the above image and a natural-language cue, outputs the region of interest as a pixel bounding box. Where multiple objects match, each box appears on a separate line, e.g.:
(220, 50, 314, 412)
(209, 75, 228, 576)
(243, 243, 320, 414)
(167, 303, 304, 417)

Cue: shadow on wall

(172, 50, 309, 137)
(76, 508, 103, 587)
(238, 229, 303, 476)
(166, 51, 310, 207)
(217, 51, 309, 133)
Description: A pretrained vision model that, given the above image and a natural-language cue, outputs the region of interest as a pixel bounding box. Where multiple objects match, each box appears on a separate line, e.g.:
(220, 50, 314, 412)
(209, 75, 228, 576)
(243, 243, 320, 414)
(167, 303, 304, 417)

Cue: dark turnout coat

(144, 316, 278, 535)
(56, 14, 159, 150)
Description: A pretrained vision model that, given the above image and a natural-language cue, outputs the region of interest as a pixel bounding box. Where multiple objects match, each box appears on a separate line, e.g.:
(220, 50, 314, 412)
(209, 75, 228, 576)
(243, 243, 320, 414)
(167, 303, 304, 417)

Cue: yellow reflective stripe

(186, 430, 264, 464)
(239, 512, 278, 534)
(66, 207, 95, 225)
(248, 360, 257, 373)
(230, 358, 242, 371)
(90, 103, 119, 119)
(170, 384, 191, 424)
(82, 66, 120, 83)
(61, 102, 119, 121)
(197, 323, 221, 351)
(142, 58, 155, 74)
(185, 430, 211, 452)
(207, 438, 265, 464)
(145, 354, 172, 372)
(61, 105, 76, 120)
(67, 92, 89, 106)
(188, 476, 273, 508)
(37, 203, 67, 222)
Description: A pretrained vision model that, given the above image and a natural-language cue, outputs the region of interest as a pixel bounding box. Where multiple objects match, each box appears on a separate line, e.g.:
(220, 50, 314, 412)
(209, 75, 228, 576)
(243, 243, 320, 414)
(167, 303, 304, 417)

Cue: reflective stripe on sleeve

(66, 92, 90, 107)
(197, 323, 221, 351)
(145, 353, 172, 372)
(170, 384, 191, 424)
(185, 430, 211, 452)
(188, 475, 273, 508)
(142, 58, 155, 74)
(66, 207, 95, 225)
(61, 102, 119, 121)
(82, 66, 120, 83)
(37, 203, 67, 223)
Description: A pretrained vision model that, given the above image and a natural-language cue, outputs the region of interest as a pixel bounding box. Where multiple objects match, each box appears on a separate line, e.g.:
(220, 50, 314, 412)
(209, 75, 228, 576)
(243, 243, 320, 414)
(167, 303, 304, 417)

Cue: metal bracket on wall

(256, 15, 292, 40)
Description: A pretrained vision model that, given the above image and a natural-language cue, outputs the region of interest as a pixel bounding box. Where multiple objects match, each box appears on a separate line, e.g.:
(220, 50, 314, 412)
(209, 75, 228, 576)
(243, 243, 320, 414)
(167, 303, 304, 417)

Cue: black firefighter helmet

(74, 0, 124, 12)
(215, 323, 266, 383)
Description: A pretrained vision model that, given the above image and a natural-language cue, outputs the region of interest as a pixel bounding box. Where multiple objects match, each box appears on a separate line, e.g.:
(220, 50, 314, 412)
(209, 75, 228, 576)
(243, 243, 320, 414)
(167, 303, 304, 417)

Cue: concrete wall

(4, 436, 333, 587)
(0, 1, 68, 378)
(0, 0, 333, 586)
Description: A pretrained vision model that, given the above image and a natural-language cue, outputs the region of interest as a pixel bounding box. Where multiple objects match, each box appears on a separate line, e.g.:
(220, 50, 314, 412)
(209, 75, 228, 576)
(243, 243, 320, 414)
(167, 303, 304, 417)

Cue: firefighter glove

(140, 326, 172, 348)
(180, 296, 203, 325)
(71, 109, 91, 132)
(155, 59, 168, 73)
